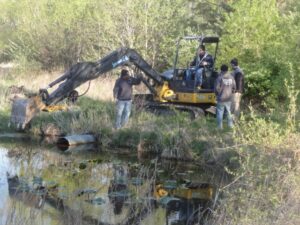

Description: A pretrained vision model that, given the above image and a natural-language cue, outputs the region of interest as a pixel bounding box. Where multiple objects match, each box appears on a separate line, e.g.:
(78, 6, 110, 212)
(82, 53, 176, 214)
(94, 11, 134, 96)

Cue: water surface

(0, 134, 221, 225)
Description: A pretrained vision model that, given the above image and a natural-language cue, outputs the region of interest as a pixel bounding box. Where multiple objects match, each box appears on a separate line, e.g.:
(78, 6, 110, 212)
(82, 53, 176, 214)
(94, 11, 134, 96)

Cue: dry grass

(11, 70, 116, 101)
(207, 131, 300, 225)
(6, 67, 150, 103)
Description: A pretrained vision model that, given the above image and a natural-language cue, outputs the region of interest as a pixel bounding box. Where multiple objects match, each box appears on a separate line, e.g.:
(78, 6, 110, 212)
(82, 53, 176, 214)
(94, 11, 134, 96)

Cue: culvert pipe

(57, 134, 96, 148)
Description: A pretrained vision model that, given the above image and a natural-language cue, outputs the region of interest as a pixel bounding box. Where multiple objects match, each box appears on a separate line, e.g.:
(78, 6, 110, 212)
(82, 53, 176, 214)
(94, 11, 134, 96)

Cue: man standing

(230, 58, 244, 120)
(113, 69, 142, 129)
(214, 64, 236, 129)
(186, 45, 214, 89)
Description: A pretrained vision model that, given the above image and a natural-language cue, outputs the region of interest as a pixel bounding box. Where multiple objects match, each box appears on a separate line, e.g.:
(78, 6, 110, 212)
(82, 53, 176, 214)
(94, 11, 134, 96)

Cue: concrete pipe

(57, 134, 96, 150)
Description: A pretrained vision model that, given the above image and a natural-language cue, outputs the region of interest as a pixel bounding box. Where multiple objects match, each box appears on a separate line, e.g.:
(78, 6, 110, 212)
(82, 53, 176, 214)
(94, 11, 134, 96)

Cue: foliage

(209, 77, 300, 224)
(218, 0, 300, 106)
(285, 66, 299, 133)
(1, 0, 300, 106)
(185, 0, 232, 35)
(212, 145, 300, 225)
(0, 0, 191, 70)
(234, 110, 285, 149)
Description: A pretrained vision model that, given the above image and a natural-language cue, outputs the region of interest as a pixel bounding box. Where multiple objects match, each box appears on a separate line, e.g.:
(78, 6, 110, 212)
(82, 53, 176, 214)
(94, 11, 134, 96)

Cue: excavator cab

(160, 35, 219, 112)
(169, 36, 219, 92)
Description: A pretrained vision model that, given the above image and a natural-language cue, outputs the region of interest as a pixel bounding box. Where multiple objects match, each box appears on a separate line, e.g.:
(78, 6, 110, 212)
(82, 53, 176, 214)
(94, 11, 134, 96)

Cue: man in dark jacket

(113, 69, 142, 129)
(186, 45, 214, 89)
(230, 58, 244, 120)
(214, 64, 236, 129)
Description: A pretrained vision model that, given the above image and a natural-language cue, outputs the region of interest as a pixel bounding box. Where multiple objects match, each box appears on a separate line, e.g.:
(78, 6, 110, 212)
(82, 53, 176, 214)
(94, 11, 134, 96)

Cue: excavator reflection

(6, 164, 214, 225)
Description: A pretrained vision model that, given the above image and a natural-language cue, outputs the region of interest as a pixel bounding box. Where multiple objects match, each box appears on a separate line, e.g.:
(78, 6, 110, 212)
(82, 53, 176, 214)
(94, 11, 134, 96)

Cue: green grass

(0, 110, 14, 132)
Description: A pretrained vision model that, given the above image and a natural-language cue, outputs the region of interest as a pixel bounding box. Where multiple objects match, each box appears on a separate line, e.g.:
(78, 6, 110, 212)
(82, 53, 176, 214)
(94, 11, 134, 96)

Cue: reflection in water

(154, 180, 213, 225)
(0, 149, 11, 224)
(0, 136, 222, 225)
(59, 143, 98, 152)
(7, 174, 46, 209)
(108, 164, 129, 215)
(166, 198, 211, 225)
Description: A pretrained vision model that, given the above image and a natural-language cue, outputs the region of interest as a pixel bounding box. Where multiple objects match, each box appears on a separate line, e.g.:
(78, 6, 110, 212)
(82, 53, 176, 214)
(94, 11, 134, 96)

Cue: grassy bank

(0, 69, 299, 225)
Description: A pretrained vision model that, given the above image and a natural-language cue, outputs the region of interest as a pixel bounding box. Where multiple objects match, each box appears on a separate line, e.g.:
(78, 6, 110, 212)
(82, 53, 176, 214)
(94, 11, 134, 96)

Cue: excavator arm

(10, 47, 165, 129)
(44, 47, 164, 106)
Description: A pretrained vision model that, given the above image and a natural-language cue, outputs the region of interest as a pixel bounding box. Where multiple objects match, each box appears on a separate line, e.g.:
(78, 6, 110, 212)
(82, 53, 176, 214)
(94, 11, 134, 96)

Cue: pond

(0, 133, 223, 225)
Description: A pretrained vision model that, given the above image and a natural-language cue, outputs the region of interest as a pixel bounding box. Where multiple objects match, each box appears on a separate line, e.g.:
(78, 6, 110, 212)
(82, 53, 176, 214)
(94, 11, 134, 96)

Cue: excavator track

(146, 102, 205, 119)
(133, 94, 206, 119)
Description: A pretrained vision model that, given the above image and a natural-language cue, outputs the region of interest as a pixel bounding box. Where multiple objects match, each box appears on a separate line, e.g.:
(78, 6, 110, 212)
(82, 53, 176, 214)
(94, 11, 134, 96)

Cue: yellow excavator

(10, 35, 219, 130)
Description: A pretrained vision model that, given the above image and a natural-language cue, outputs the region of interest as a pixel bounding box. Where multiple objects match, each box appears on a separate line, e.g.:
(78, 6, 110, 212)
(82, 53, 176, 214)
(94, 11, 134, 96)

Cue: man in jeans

(185, 45, 214, 89)
(230, 58, 244, 120)
(214, 64, 236, 129)
(113, 69, 142, 129)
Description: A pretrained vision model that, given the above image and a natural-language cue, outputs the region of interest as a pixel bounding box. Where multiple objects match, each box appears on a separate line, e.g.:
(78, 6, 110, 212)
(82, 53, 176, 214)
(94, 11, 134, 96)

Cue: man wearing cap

(113, 69, 142, 129)
(230, 58, 244, 120)
(214, 64, 236, 129)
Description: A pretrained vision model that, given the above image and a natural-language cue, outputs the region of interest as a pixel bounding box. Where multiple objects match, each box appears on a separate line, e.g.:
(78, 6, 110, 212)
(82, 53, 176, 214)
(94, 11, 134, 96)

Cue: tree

(220, 0, 299, 106)
(0, 0, 191, 71)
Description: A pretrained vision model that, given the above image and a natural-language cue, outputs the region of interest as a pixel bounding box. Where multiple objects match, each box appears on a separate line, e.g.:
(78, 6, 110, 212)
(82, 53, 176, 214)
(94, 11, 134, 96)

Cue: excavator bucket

(9, 96, 46, 130)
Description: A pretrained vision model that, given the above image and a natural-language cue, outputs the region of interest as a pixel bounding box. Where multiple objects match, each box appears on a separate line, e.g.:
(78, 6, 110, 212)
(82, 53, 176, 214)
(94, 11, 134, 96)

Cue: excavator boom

(46, 48, 163, 106)
(10, 48, 165, 129)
